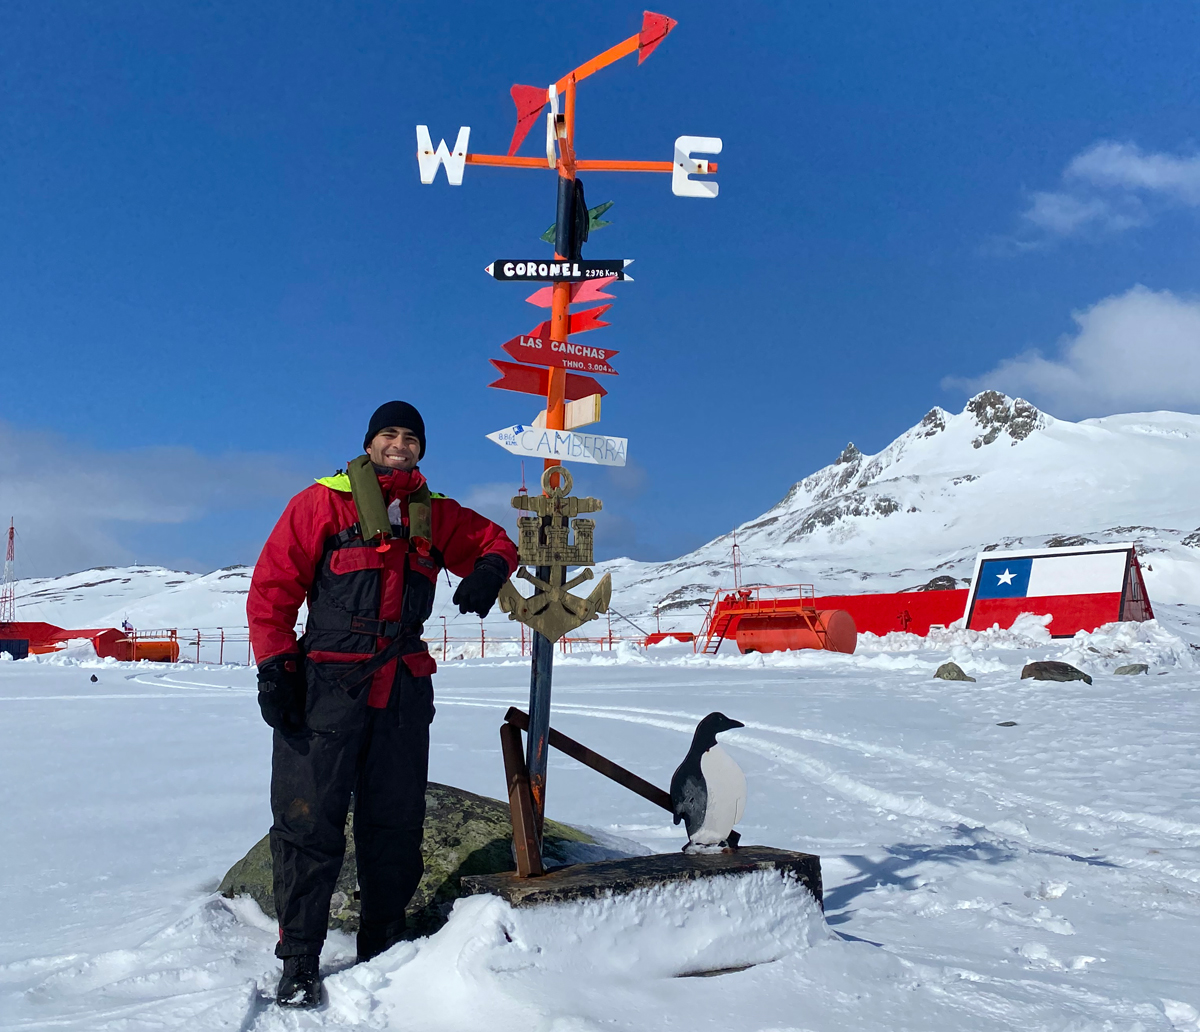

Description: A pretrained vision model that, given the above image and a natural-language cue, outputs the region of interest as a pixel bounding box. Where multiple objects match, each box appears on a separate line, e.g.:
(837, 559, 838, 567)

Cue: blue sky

(3, 0, 1200, 576)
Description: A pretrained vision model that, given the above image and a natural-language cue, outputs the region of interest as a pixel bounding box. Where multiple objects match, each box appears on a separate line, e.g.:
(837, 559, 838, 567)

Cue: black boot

(356, 918, 407, 964)
(276, 954, 321, 1008)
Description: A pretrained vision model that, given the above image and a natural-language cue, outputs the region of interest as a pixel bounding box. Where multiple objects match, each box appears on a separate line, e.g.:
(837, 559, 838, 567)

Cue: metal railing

(122, 622, 653, 665)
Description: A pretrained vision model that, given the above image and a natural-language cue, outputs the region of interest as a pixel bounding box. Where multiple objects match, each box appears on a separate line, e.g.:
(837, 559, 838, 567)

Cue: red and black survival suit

(247, 465, 517, 960)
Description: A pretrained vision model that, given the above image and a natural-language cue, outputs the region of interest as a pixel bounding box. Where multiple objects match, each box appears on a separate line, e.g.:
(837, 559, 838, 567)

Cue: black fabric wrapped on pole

(554, 175, 574, 260)
(554, 176, 589, 260)
(571, 178, 589, 259)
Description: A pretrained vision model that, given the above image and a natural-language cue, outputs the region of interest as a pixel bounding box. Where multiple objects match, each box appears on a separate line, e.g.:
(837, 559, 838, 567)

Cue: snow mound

(1055, 618, 1197, 673)
(11, 873, 823, 1032)
(858, 616, 1196, 673)
(327, 871, 826, 1030)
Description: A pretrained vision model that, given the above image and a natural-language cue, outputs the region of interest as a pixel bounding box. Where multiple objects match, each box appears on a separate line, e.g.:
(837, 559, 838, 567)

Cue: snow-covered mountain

(608, 391, 1200, 627)
(11, 392, 1200, 635)
(11, 565, 255, 630)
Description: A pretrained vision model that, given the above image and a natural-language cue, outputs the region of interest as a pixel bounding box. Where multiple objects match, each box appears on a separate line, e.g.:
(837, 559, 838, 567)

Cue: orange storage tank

(132, 639, 180, 662)
(733, 609, 857, 655)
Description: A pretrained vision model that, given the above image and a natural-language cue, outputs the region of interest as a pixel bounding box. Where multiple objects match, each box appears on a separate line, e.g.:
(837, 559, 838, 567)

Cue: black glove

(452, 554, 510, 618)
(257, 654, 306, 733)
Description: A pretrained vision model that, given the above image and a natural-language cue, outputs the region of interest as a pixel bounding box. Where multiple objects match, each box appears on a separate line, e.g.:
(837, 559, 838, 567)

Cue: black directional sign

(485, 259, 633, 282)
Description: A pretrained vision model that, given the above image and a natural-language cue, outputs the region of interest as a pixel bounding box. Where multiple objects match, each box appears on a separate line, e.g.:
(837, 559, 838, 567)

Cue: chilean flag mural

(965, 543, 1153, 637)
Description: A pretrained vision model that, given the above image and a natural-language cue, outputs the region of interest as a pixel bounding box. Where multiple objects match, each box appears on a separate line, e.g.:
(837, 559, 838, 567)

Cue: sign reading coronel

(487, 424, 628, 467)
(486, 259, 632, 282)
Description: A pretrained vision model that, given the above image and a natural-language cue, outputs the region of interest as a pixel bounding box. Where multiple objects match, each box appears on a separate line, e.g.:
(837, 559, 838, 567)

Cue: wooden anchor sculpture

(497, 465, 612, 643)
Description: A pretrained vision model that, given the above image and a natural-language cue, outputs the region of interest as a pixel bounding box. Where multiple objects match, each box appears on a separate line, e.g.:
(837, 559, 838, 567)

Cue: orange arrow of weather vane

(506, 12, 678, 157)
(415, 10, 721, 190)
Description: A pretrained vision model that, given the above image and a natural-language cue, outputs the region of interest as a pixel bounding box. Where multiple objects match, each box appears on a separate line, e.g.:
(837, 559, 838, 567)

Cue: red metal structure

(644, 631, 696, 646)
(0, 621, 180, 662)
(814, 589, 970, 637)
(697, 585, 858, 656)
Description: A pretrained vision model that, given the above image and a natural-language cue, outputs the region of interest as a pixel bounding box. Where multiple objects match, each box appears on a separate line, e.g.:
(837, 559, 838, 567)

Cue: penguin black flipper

(670, 766, 707, 836)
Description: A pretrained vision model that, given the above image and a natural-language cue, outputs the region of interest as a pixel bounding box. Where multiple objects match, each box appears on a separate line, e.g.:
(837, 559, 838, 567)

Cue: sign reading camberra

(486, 425, 628, 466)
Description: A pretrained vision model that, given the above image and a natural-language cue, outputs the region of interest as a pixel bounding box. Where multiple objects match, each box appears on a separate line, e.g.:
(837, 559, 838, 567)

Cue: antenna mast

(1, 520, 15, 624)
(731, 531, 742, 591)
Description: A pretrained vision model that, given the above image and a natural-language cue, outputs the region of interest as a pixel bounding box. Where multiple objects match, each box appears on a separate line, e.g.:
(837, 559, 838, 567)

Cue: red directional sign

(525, 276, 617, 308)
(501, 334, 619, 375)
(487, 360, 609, 399)
(527, 304, 611, 341)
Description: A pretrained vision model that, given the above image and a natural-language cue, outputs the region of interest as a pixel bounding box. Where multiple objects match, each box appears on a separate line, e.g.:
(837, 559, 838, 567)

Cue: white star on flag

(996, 568, 1016, 586)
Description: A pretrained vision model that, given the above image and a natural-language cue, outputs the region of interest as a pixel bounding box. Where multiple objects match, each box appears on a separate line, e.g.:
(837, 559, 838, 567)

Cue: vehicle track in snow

(122, 670, 1200, 887)
(121, 668, 1200, 861)
(438, 695, 1200, 889)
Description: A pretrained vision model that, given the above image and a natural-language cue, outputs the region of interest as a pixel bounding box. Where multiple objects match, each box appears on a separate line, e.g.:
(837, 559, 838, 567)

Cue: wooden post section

(500, 722, 544, 877)
(505, 707, 674, 813)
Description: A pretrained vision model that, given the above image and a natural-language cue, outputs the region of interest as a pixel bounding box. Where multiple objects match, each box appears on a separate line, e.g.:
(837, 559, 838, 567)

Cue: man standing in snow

(247, 400, 518, 1008)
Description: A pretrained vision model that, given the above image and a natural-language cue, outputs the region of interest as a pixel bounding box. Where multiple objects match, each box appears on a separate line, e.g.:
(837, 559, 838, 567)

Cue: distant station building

(964, 542, 1153, 637)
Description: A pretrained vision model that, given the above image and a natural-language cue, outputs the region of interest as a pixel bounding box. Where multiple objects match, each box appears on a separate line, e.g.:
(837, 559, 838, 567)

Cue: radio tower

(0, 520, 15, 625)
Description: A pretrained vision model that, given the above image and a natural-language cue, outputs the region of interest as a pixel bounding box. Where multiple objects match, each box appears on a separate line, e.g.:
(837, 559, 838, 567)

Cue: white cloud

(0, 422, 305, 576)
(1066, 141, 1200, 203)
(946, 285, 1200, 418)
(1014, 141, 1200, 243)
(1021, 190, 1144, 236)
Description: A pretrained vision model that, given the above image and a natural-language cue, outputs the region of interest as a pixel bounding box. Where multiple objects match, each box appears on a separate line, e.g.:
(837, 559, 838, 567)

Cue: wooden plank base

(460, 845, 822, 909)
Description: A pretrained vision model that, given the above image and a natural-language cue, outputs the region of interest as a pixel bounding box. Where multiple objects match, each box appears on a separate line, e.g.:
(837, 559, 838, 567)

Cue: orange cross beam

(463, 154, 717, 174)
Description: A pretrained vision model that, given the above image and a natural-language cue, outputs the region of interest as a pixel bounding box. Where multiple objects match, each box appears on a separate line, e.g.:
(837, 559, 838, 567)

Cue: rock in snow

(218, 782, 607, 935)
(934, 661, 976, 682)
(1020, 660, 1093, 685)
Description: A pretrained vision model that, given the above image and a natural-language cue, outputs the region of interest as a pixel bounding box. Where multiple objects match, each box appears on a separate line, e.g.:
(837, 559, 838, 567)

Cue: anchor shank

(526, 511, 564, 844)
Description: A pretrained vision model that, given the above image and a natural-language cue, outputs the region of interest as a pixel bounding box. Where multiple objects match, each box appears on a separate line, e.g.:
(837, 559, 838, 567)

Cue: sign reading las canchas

(487, 424, 628, 467)
(502, 334, 619, 376)
(485, 259, 633, 282)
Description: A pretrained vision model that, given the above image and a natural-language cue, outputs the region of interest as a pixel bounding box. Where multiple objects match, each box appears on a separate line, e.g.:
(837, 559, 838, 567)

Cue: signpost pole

(420, 13, 718, 869)
(527, 75, 578, 844)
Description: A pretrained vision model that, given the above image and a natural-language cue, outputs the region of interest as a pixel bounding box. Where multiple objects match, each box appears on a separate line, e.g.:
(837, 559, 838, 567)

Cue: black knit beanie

(364, 401, 426, 458)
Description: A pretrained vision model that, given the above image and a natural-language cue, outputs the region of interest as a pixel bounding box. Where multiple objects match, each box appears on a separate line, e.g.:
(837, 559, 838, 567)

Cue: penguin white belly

(692, 745, 746, 844)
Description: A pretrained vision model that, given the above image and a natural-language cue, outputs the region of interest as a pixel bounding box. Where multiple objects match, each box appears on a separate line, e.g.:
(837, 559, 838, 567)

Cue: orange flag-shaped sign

(527, 304, 611, 341)
(638, 11, 678, 64)
(508, 84, 548, 156)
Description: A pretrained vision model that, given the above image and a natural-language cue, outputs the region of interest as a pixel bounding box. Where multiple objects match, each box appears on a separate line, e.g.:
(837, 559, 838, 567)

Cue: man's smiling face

(367, 426, 421, 470)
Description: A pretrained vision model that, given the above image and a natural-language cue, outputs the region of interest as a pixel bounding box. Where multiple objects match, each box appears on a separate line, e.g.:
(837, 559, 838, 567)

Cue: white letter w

(415, 125, 470, 185)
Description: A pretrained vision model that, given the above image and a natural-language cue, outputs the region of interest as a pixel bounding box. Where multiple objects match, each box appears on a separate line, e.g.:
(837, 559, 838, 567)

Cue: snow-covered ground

(3, 607, 1199, 1031)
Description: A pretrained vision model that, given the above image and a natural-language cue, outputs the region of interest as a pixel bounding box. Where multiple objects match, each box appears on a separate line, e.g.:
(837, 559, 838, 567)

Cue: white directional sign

(532, 394, 601, 430)
(487, 424, 627, 467)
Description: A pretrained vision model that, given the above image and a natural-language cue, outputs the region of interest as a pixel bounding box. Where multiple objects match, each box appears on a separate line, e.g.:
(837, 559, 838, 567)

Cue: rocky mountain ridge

(604, 391, 1200, 625)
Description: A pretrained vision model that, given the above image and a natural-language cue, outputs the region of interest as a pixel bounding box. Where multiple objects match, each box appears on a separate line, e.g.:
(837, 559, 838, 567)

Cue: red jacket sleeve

(247, 485, 341, 663)
(433, 498, 519, 579)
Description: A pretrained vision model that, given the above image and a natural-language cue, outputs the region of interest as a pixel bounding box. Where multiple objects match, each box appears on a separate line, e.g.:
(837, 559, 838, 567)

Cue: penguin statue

(670, 712, 747, 852)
